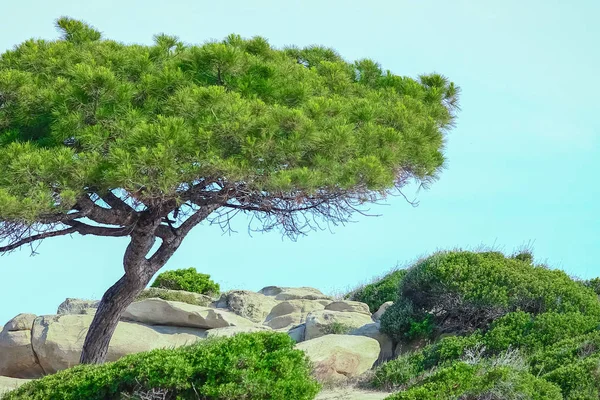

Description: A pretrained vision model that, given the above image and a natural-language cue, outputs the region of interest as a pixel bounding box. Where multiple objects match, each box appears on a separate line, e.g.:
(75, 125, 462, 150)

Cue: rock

(316, 388, 389, 400)
(122, 299, 255, 329)
(325, 301, 371, 315)
(212, 290, 278, 323)
(0, 330, 44, 379)
(286, 324, 306, 343)
(350, 323, 394, 362)
(0, 376, 31, 396)
(137, 287, 212, 306)
(31, 314, 206, 375)
(57, 299, 99, 315)
(296, 335, 380, 382)
(372, 302, 393, 321)
(304, 310, 374, 340)
(206, 326, 271, 338)
(259, 286, 332, 301)
(4, 314, 36, 331)
(264, 300, 328, 329)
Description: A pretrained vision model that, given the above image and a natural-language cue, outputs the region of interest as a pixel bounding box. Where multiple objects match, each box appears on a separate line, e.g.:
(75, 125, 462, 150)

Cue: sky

(1, 0, 599, 325)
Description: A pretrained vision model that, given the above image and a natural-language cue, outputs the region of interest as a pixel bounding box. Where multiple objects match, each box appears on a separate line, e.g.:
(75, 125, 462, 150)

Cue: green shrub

(135, 287, 211, 306)
(529, 331, 600, 376)
(379, 299, 431, 342)
(347, 269, 407, 313)
(585, 277, 600, 297)
(384, 362, 562, 400)
(382, 251, 600, 340)
(321, 322, 354, 335)
(151, 268, 220, 296)
(543, 355, 600, 399)
(5, 332, 320, 400)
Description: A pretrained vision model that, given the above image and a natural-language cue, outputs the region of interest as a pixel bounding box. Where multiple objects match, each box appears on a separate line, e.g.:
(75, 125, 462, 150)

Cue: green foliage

(4, 332, 320, 400)
(384, 362, 562, 400)
(135, 287, 211, 306)
(151, 268, 220, 296)
(321, 322, 354, 335)
(347, 269, 407, 313)
(584, 277, 600, 296)
(0, 20, 459, 224)
(381, 251, 600, 340)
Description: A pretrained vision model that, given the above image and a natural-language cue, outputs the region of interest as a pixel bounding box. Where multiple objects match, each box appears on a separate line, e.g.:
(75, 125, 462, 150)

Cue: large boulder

(212, 290, 278, 323)
(286, 324, 306, 343)
(137, 287, 212, 306)
(304, 310, 374, 340)
(264, 299, 328, 329)
(259, 286, 332, 301)
(122, 298, 255, 329)
(372, 301, 393, 321)
(325, 300, 371, 315)
(350, 323, 394, 362)
(0, 376, 31, 396)
(0, 314, 44, 378)
(56, 299, 99, 315)
(31, 314, 206, 375)
(296, 335, 380, 382)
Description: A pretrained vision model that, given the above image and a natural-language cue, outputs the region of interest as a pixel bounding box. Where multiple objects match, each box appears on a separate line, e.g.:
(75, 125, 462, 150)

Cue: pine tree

(0, 18, 460, 364)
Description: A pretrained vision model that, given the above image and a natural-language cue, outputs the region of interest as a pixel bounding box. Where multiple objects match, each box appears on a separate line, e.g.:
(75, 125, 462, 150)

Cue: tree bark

(79, 272, 150, 364)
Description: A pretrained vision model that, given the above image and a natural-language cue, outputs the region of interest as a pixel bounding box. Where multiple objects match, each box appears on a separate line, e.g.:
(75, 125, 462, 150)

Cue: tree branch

(0, 227, 78, 253)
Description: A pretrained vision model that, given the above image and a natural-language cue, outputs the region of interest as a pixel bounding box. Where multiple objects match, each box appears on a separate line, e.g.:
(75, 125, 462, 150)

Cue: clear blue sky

(1, 0, 599, 325)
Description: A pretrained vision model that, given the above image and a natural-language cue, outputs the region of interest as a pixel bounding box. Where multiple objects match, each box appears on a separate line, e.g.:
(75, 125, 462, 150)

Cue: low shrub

(382, 251, 600, 340)
(529, 331, 600, 376)
(321, 322, 354, 335)
(5, 332, 320, 400)
(347, 269, 407, 313)
(543, 355, 600, 399)
(151, 268, 220, 296)
(135, 287, 211, 306)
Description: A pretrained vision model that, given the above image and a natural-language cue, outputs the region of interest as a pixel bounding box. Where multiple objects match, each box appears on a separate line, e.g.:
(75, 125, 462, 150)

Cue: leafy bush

(384, 362, 562, 400)
(135, 287, 211, 306)
(5, 332, 320, 400)
(151, 268, 220, 296)
(347, 269, 407, 313)
(321, 322, 354, 335)
(382, 251, 600, 340)
(585, 277, 600, 297)
(542, 355, 600, 399)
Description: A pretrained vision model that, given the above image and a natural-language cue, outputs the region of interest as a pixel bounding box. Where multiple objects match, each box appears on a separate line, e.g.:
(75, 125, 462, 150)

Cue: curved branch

(0, 227, 78, 253)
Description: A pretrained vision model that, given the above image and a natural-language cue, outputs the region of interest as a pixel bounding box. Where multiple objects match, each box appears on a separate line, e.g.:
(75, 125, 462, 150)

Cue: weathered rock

(0, 376, 31, 396)
(325, 301, 371, 315)
(122, 298, 255, 329)
(304, 310, 374, 340)
(286, 324, 306, 343)
(0, 328, 44, 378)
(56, 299, 99, 315)
(206, 325, 272, 338)
(31, 314, 206, 375)
(212, 290, 278, 323)
(296, 335, 380, 382)
(259, 286, 332, 301)
(264, 300, 328, 329)
(137, 287, 212, 306)
(372, 301, 393, 321)
(4, 314, 36, 331)
(316, 388, 389, 400)
(350, 323, 394, 362)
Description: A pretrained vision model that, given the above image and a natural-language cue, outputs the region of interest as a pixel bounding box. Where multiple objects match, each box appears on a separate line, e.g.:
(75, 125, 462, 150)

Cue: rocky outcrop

(31, 314, 207, 374)
(212, 290, 278, 323)
(325, 301, 371, 315)
(297, 335, 380, 382)
(0, 314, 44, 378)
(56, 299, 99, 315)
(122, 299, 256, 329)
(137, 288, 212, 306)
(372, 301, 393, 321)
(350, 323, 393, 362)
(0, 376, 31, 396)
(304, 310, 374, 340)
(264, 299, 328, 329)
(259, 286, 333, 301)
(206, 326, 272, 338)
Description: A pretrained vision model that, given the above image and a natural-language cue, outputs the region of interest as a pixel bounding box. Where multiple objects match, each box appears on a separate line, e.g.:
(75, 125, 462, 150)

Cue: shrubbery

(347, 269, 407, 313)
(5, 332, 320, 400)
(135, 287, 211, 306)
(151, 268, 220, 296)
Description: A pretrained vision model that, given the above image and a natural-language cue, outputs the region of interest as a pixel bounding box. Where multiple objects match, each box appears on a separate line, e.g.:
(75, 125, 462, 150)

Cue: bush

(347, 269, 407, 313)
(382, 251, 600, 339)
(384, 362, 562, 400)
(5, 332, 320, 400)
(529, 331, 600, 376)
(585, 277, 600, 297)
(135, 287, 211, 306)
(151, 268, 220, 296)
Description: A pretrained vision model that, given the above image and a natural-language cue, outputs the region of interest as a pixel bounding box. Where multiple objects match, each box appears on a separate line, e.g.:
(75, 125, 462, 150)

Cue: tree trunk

(79, 272, 150, 364)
